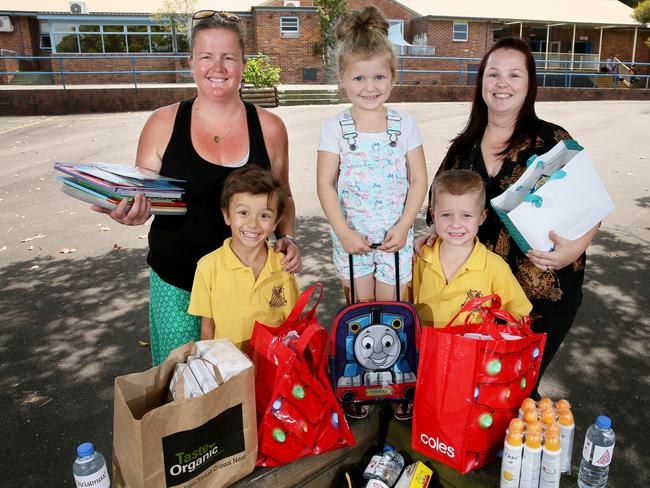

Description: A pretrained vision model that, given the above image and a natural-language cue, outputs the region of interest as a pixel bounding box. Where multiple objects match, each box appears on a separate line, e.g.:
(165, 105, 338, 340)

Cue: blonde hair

(430, 170, 486, 211)
(335, 5, 395, 79)
(189, 16, 246, 61)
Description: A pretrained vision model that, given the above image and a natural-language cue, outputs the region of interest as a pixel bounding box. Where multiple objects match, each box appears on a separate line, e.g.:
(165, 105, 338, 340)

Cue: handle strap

(349, 251, 400, 303)
(443, 294, 502, 328)
(286, 283, 324, 324)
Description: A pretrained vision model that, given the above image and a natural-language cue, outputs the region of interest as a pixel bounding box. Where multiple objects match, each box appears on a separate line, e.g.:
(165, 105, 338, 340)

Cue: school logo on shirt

(462, 289, 484, 309)
(269, 285, 288, 308)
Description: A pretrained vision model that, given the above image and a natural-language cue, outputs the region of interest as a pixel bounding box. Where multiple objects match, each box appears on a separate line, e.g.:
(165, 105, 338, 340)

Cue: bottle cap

(555, 399, 571, 410)
(596, 415, 612, 429)
(525, 433, 542, 448)
(76, 442, 94, 458)
(520, 397, 537, 411)
(544, 434, 561, 451)
(540, 408, 557, 426)
(558, 409, 574, 426)
(508, 418, 525, 432)
(523, 408, 538, 424)
(383, 445, 395, 453)
(545, 423, 561, 438)
(506, 431, 523, 446)
(538, 397, 554, 411)
(527, 421, 543, 434)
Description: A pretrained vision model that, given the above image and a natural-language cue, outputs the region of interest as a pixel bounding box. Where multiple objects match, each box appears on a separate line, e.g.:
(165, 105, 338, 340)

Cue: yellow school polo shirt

(411, 238, 532, 328)
(188, 238, 299, 350)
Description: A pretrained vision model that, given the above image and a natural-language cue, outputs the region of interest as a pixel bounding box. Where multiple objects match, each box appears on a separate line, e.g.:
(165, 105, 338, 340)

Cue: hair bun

(336, 5, 389, 42)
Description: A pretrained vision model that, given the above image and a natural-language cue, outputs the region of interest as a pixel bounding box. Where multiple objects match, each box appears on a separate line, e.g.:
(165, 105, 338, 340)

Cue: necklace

(212, 104, 244, 144)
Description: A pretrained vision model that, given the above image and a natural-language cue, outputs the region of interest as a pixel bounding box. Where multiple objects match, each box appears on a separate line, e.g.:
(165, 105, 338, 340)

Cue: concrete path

(0, 101, 648, 487)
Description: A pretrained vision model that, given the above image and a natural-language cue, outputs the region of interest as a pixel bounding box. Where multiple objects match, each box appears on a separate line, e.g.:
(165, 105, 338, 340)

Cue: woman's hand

(340, 229, 372, 255)
(378, 222, 409, 253)
(91, 193, 152, 226)
(274, 237, 302, 274)
(413, 224, 438, 257)
(527, 230, 589, 271)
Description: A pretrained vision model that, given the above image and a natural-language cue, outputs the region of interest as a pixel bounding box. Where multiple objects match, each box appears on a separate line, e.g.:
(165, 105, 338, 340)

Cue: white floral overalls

(332, 108, 413, 285)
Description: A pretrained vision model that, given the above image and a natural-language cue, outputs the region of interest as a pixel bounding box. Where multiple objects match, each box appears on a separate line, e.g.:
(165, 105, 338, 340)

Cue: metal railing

(1, 53, 649, 90)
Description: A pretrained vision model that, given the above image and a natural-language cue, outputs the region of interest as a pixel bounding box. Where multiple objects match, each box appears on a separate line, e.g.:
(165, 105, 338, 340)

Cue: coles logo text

(420, 433, 455, 459)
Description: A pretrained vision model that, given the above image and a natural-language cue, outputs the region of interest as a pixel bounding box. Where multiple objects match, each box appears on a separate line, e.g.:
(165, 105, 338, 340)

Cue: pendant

(213, 135, 222, 144)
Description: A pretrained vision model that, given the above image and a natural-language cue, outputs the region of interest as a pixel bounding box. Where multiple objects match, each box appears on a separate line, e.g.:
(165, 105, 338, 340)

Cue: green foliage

(243, 55, 281, 88)
(619, 0, 641, 7)
(632, 0, 650, 47)
(314, 0, 348, 80)
(633, 0, 650, 22)
(151, 0, 196, 53)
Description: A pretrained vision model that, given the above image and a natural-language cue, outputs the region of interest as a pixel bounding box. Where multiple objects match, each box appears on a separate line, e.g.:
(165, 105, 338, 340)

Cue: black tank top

(147, 99, 271, 291)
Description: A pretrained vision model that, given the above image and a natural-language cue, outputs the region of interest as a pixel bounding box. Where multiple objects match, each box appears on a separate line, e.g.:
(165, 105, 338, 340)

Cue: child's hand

(340, 229, 372, 255)
(378, 223, 409, 253)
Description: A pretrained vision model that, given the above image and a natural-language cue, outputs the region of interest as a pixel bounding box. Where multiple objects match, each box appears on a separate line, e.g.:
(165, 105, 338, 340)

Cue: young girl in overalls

(317, 5, 427, 305)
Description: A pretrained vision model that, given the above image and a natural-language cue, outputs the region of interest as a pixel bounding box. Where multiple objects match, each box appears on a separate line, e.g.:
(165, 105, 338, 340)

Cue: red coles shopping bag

(250, 283, 355, 467)
(412, 295, 546, 474)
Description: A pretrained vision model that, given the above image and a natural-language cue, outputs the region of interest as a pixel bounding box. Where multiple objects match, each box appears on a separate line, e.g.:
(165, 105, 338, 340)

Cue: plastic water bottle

(577, 416, 615, 488)
(373, 445, 404, 487)
(73, 442, 110, 488)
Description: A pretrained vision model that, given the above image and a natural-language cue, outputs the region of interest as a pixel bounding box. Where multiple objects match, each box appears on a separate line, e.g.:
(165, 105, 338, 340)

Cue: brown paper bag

(112, 341, 257, 488)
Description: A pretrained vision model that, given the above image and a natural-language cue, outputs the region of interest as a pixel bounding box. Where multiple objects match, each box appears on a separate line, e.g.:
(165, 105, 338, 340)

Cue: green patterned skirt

(149, 269, 201, 366)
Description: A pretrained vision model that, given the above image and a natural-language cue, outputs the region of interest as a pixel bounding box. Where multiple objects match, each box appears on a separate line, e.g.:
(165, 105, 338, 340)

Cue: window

(280, 17, 299, 38)
(39, 21, 52, 50)
(49, 21, 179, 53)
(453, 22, 468, 42)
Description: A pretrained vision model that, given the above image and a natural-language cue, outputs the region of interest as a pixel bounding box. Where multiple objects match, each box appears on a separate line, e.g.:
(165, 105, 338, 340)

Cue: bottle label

(74, 466, 110, 488)
(591, 443, 615, 467)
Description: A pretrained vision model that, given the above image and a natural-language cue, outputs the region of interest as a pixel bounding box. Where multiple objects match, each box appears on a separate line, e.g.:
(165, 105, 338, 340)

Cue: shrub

(243, 55, 281, 87)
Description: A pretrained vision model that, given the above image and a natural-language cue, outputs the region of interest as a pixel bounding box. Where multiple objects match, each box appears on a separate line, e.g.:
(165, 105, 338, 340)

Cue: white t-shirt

(318, 108, 423, 156)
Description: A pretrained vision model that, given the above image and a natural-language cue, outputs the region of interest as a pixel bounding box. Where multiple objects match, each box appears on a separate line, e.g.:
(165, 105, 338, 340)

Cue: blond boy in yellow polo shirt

(411, 170, 531, 327)
(188, 167, 299, 351)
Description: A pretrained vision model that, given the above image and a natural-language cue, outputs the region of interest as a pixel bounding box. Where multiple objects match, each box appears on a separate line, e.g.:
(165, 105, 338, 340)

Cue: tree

(151, 0, 197, 53)
(632, 0, 650, 47)
(313, 0, 348, 82)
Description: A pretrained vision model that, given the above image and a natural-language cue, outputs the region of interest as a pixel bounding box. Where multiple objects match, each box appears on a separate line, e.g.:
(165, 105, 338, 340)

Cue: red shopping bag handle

(286, 283, 324, 324)
(444, 294, 532, 340)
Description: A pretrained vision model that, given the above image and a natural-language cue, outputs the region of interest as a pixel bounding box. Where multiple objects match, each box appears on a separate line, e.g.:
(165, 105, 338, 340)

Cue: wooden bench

(232, 409, 380, 487)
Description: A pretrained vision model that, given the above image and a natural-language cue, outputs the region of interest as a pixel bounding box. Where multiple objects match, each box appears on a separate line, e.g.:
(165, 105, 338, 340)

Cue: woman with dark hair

(93, 11, 301, 365)
(416, 37, 599, 398)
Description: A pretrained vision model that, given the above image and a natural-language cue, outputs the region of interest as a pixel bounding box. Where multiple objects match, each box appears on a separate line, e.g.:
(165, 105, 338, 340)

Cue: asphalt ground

(1, 101, 648, 487)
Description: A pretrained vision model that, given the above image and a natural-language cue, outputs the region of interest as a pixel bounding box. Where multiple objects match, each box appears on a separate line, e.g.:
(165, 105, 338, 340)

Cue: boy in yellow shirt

(188, 166, 299, 351)
(412, 170, 531, 327)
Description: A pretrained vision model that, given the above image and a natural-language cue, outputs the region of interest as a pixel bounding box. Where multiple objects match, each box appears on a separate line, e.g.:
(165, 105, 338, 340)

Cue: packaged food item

(394, 461, 433, 488)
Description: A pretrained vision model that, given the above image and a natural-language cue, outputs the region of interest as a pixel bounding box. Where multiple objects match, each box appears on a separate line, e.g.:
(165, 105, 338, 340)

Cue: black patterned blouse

(427, 119, 586, 319)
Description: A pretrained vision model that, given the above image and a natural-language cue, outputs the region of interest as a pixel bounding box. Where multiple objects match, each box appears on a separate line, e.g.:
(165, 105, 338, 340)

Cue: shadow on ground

(0, 216, 647, 487)
(542, 226, 650, 485)
(0, 248, 151, 487)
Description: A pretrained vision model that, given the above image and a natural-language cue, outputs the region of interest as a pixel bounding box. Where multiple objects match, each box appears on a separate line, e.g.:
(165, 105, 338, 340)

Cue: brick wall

(254, 10, 322, 84)
(1, 85, 648, 116)
(49, 54, 181, 84)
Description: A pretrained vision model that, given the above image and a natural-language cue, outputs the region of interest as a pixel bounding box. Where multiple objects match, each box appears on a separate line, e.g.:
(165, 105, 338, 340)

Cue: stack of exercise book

(54, 162, 187, 215)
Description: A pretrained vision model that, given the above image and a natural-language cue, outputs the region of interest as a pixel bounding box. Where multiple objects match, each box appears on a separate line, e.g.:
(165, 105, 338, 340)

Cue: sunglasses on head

(192, 10, 241, 24)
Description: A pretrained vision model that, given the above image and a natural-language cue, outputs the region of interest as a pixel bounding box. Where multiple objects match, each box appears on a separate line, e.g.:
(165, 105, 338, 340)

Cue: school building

(1, 0, 648, 86)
